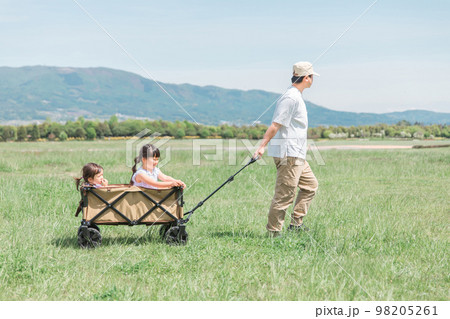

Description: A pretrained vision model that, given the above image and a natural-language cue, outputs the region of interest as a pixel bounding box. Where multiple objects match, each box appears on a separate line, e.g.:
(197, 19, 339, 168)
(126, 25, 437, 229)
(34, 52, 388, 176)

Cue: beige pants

(267, 157, 318, 232)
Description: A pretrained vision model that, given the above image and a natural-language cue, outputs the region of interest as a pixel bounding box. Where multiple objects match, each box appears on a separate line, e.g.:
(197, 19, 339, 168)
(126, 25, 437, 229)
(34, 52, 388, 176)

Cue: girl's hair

(130, 144, 160, 185)
(75, 163, 103, 190)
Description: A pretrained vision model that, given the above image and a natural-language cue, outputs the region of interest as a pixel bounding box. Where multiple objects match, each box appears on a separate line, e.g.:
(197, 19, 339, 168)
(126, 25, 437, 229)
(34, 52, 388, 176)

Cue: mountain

(0, 66, 449, 126)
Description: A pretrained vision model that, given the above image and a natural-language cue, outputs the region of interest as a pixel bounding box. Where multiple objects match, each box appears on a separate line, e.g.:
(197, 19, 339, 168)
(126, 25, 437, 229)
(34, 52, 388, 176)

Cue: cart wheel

(78, 224, 100, 235)
(89, 223, 100, 232)
(165, 226, 188, 246)
(78, 226, 102, 248)
(159, 224, 171, 239)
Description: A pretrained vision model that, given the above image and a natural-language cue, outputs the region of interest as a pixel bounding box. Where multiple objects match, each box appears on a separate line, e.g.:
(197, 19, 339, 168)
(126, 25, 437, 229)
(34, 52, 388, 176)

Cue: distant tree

(156, 120, 171, 136)
(64, 121, 78, 137)
(86, 127, 97, 140)
(111, 120, 142, 136)
(145, 120, 162, 135)
(2, 126, 17, 141)
(175, 128, 186, 139)
(30, 124, 40, 141)
(77, 116, 86, 126)
(38, 123, 49, 138)
(248, 128, 261, 139)
(184, 121, 197, 136)
(308, 127, 321, 139)
(236, 131, 248, 139)
(162, 122, 174, 137)
(48, 122, 63, 137)
(221, 128, 234, 139)
(96, 122, 112, 137)
(336, 126, 345, 133)
(108, 115, 118, 134)
(397, 120, 411, 126)
(208, 126, 219, 136)
(83, 120, 96, 131)
(193, 123, 202, 135)
(199, 128, 211, 138)
(3, 118, 450, 144)
(125, 119, 145, 136)
(59, 131, 68, 141)
(321, 129, 332, 139)
(75, 127, 86, 139)
(430, 125, 441, 137)
(108, 115, 118, 126)
(384, 127, 394, 137)
(16, 126, 27, 141)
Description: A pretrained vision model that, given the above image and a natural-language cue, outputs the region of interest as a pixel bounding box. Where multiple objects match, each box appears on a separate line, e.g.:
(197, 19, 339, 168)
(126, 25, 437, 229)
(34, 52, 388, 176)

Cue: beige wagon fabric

(83, 185, 183, 224)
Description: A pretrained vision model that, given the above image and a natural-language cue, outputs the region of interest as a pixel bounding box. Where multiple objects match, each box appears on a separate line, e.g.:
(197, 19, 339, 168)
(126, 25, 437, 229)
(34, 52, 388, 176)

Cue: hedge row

(0, 116, 448, 141)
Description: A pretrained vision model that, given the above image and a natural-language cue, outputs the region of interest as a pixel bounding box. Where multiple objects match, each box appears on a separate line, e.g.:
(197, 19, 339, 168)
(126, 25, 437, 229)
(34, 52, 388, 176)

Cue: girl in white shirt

(130, 144, 185, 189)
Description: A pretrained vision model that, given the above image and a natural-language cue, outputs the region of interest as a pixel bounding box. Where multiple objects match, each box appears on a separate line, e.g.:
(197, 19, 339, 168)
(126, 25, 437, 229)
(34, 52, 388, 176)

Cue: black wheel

(89, 223, 100, 232)
(178, 229, 188, 245)
(77, 223, 100, 234)
(159, 224, 171, 239)
(78, 226, 102, 248)
(164, 226, 188, 246)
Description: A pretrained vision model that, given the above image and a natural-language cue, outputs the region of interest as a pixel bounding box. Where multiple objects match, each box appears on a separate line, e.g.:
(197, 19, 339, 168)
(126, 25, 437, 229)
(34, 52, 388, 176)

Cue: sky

(1, 0, 449, 114)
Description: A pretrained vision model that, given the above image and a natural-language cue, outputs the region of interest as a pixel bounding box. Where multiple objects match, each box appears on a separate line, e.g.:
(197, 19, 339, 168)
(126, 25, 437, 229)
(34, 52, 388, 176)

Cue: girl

(75, 162, 109, 190)
(130, 144, 185, 189)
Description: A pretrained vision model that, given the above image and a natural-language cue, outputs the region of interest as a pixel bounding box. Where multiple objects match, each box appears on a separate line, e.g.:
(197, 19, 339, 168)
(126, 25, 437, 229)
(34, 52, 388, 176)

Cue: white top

(131, 167, 161, 189)
(267, 86, 308, 159)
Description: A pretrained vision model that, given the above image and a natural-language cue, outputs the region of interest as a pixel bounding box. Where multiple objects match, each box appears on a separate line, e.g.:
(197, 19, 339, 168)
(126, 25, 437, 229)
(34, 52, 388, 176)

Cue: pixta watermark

(126, 129, 325, 167)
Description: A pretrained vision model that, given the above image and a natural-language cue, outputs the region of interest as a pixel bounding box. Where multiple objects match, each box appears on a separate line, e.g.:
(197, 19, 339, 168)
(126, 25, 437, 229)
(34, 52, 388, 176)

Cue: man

(254, 61, 319, 236)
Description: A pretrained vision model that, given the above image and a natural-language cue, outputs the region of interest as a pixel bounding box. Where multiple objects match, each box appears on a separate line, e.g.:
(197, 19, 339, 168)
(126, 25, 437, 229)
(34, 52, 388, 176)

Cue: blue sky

(1, 0, 449, 113)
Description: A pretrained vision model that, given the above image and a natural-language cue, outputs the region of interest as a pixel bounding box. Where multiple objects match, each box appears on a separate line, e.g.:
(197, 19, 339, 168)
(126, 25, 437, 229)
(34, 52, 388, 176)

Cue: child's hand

(102, 178, 109, 186)
(178, 180, 186, 189)
(171, 180, 186, 189)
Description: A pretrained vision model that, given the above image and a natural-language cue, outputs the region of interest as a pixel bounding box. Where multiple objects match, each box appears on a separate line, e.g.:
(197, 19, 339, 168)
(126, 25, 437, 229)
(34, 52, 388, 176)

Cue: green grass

(0, 140, 448, 300)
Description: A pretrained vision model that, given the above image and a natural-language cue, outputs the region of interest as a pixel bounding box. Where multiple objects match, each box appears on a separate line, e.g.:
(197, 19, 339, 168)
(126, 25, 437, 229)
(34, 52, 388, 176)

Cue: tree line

(0, 116, 448, 142)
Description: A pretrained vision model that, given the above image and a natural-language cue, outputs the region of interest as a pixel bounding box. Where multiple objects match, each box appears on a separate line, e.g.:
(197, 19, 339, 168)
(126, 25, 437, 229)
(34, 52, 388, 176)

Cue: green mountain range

(0, 66, 448, 126)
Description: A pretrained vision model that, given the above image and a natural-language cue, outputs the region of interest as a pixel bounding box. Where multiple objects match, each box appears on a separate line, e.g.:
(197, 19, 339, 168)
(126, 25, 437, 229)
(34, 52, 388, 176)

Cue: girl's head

(75, 163, 104, 189)
(130, 144, 160, 184)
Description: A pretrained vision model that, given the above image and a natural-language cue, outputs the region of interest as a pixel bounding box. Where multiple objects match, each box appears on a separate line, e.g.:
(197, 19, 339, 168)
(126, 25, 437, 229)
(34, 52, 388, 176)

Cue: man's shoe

(288, 224, 310, 232)
(267, 231, 282, 238)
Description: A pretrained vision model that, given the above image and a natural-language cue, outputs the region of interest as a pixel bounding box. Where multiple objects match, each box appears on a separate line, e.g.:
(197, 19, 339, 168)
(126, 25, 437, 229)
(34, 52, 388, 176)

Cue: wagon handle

(182, 156, 258, 223)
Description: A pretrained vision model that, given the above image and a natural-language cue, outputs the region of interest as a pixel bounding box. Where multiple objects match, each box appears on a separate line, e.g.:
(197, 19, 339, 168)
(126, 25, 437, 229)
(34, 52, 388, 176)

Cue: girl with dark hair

(130, 144, 185, 189)
(75, 162, 108, 190)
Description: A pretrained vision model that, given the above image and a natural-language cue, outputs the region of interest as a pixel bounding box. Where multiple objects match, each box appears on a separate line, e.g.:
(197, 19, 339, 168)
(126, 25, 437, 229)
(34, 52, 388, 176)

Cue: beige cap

(293, 61, 320, 77)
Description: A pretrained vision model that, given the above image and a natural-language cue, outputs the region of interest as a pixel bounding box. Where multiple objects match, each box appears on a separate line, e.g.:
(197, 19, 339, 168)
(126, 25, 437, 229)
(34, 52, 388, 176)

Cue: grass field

(0, 139, 448, 300)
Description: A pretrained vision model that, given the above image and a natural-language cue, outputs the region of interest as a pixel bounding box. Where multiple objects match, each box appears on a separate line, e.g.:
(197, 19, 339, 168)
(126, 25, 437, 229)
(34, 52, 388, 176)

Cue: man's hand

(253, 146, 265, 160)
(253, 122, 282, 160)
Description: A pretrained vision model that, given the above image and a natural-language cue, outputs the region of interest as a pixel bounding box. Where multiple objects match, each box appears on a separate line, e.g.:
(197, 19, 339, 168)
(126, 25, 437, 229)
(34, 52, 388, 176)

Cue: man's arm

(253, 122, 282, 159)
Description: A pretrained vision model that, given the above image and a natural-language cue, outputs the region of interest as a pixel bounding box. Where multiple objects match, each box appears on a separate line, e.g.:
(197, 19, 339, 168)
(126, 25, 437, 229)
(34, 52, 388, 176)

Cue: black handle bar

(182, 156, 258, 223)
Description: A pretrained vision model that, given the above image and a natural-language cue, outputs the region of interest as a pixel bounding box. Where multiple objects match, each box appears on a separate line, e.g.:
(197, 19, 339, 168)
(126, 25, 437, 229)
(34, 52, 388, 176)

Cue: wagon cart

(76, 157, 257, 247)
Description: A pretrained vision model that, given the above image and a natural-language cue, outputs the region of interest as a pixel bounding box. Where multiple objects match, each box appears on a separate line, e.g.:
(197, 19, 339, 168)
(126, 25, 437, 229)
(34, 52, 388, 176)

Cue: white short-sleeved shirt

(131, 167, 161, 189)
(267, 86, 308, 159)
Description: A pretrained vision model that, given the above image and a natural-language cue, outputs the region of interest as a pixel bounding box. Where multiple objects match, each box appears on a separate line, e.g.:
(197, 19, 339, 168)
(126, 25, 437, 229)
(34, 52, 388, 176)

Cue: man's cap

(293, 61, 320, 77)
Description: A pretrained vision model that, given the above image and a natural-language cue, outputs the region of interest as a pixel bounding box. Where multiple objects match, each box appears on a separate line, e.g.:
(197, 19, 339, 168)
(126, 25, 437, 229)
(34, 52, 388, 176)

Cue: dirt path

(315, 145, 413, 150)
